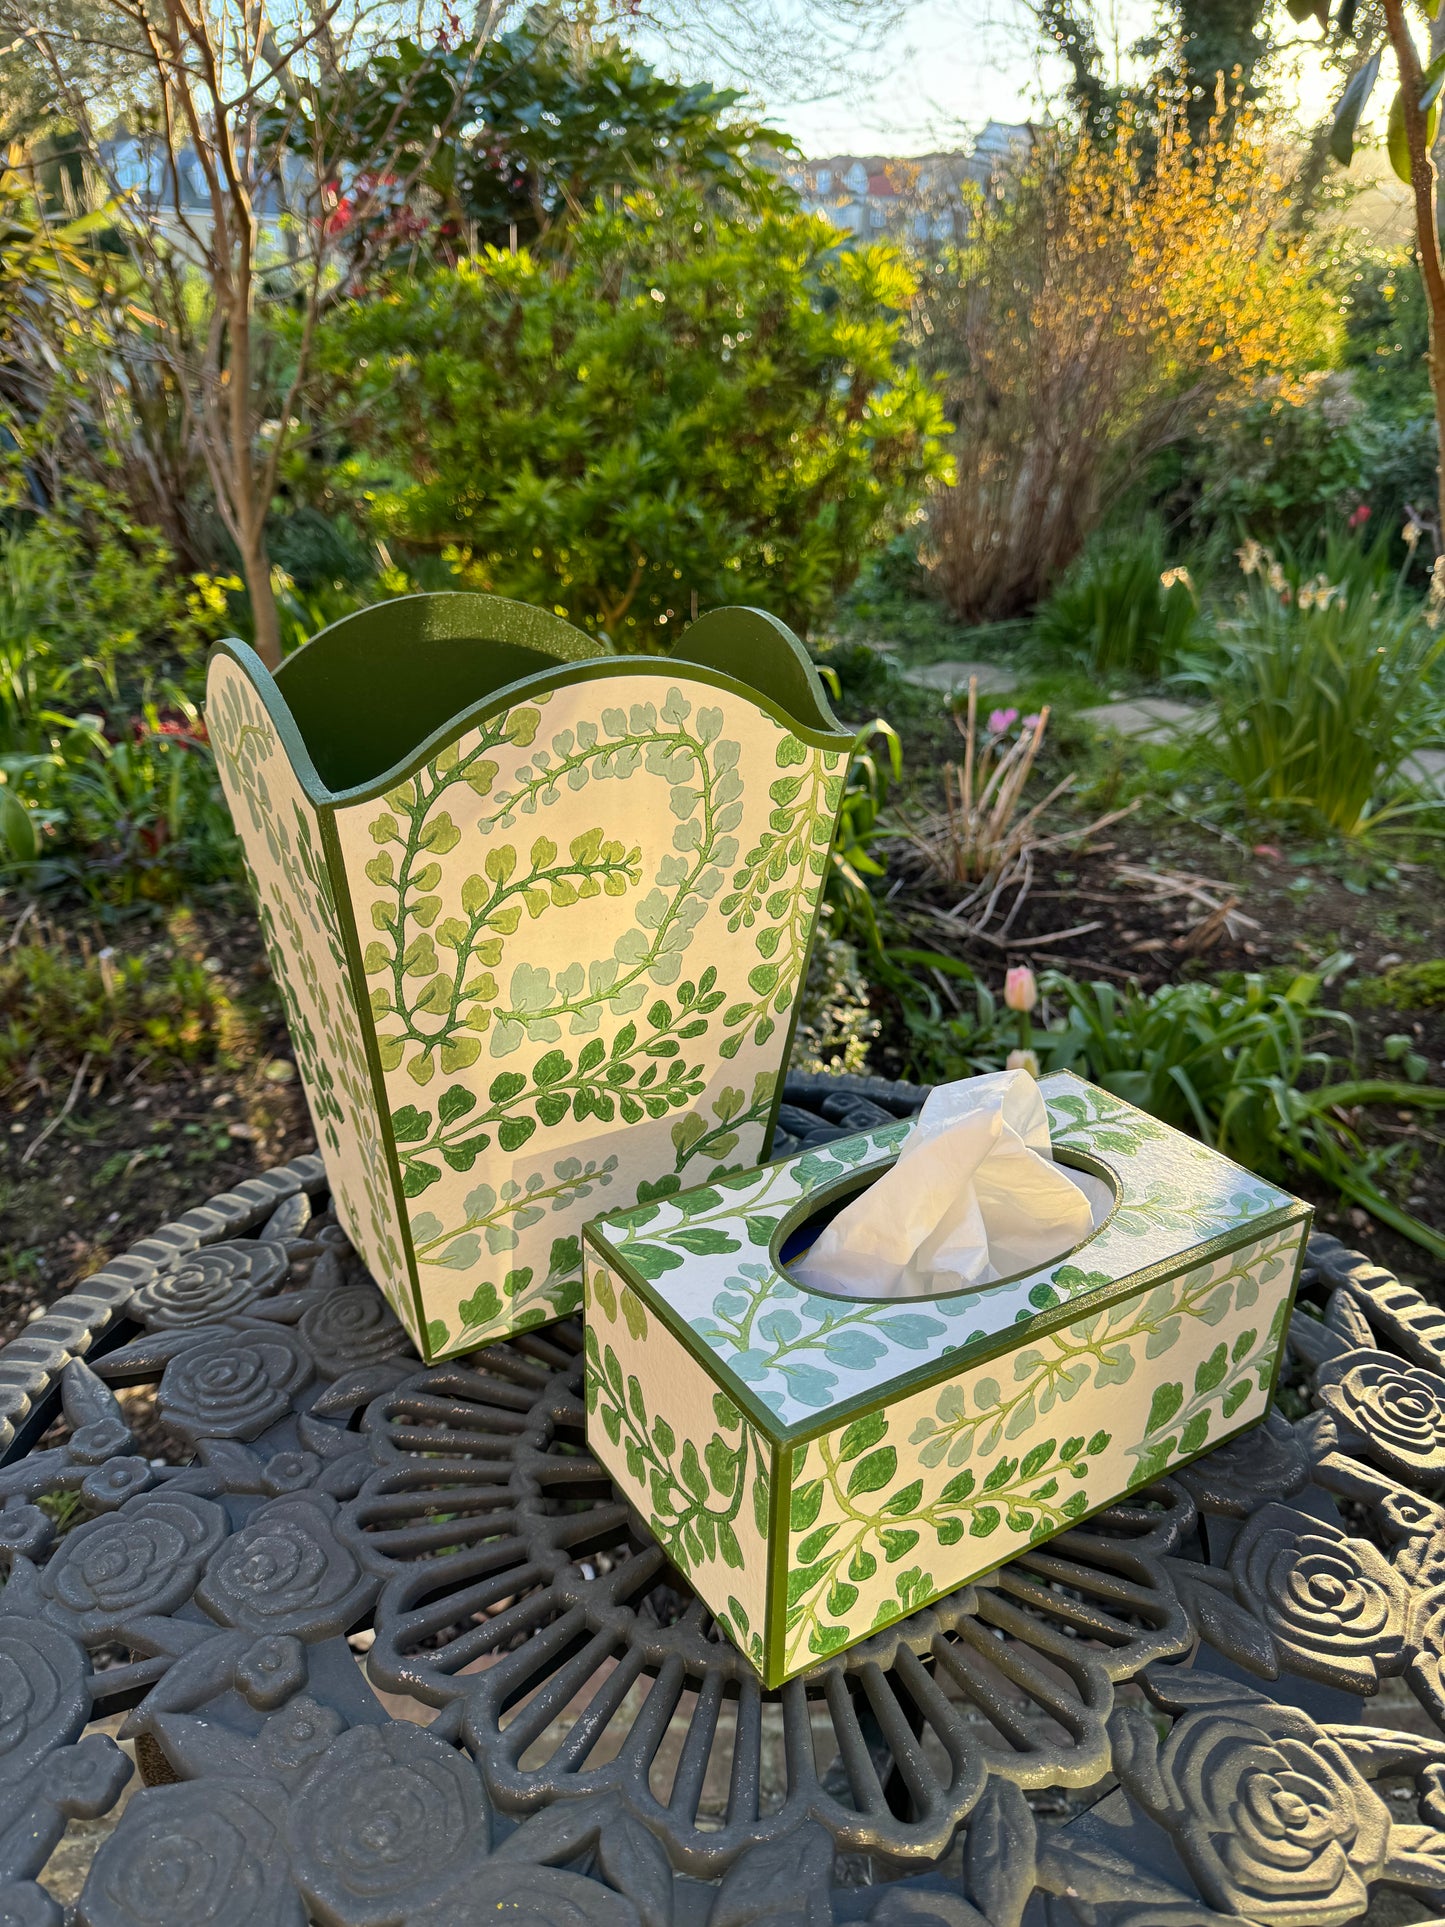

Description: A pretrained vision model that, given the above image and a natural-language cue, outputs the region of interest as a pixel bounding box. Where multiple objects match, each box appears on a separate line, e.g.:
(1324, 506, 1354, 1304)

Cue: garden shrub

(1178, 372, 1371, 546)
(303, 14, 784, 257)
(316, 184, 951, 647)
(922, 97, 1338, 621)
(1034, 522, 1200, 678)
(0, 481, 226, 736)
(1188, 536, 1444, 840)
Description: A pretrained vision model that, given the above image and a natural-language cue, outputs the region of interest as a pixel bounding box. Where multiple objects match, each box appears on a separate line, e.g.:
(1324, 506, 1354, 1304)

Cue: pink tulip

(1004, 965, 1039, 1013)
(1348, 503, 1371, 531)
(987, 707, 1019, 736)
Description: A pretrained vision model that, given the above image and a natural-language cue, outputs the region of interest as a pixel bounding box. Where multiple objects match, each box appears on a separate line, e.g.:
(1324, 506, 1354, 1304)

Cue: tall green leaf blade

(1330, 48, 1381, 165)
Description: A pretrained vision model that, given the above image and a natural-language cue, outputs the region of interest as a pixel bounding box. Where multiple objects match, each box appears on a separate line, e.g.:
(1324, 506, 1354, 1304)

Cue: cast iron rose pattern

(3, 1078, 1445, 1924)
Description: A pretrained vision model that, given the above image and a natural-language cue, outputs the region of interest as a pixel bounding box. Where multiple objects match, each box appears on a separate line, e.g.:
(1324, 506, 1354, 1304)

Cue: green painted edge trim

(315, 799, 432, 1357)
(209, 634, 854, 813)
(766, 1433, 791, 1689)
(673, 605, 844, 738)
(585, 1178, 1311, 1451)
(1261, 1209, 1311, 1415)
(208, 638, 333, 813)
(583, 1218, 789, 1446)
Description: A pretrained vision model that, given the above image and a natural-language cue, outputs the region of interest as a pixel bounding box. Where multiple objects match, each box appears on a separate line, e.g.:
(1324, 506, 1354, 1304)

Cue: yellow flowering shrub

(924, 98, 1340, 621)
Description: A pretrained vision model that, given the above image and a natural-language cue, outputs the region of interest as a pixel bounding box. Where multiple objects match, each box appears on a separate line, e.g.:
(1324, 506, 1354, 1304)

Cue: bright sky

(637, 1, 1352, 156)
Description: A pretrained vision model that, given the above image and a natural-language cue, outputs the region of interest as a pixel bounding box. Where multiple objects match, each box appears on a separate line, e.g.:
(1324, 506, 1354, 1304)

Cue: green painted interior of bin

(271, 594, 844, 796)
(274, 593, 607, 794)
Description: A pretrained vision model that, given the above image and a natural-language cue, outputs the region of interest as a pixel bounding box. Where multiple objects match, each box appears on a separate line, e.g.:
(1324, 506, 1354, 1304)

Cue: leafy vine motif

(778, 1230, 1294, 1670)
(909, 1234, 1296, 1481)
(785, 1416, 1112, 1661)
(356, 692, 839, 1265)
(584, 1316, 771, 1674)
(717, 735, 845, 1057)
(208, 666, 403, 1285)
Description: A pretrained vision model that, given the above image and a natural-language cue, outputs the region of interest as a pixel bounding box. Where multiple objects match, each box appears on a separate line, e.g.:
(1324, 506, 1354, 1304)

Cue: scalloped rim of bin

(209, 593, 852, 809)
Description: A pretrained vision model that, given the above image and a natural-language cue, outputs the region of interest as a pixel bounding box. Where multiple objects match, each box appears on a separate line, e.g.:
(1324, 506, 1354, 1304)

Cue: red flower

(1348, 503, 1371, 531)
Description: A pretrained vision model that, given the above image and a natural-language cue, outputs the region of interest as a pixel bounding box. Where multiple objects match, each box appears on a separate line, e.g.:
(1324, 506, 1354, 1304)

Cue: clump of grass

(1034, 523, 1201, 679)
(0, 913, 259, 1099)
(903, 679, 1134, 941)
(1190, 538, 1445, 841)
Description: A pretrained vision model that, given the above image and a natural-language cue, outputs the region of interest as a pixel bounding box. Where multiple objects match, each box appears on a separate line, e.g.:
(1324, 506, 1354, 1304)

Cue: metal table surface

(2, 1073, 1445, 1926)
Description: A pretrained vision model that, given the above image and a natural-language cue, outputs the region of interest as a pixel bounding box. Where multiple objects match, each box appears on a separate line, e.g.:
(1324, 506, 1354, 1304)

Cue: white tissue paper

(791, 1069, 1107, 1301)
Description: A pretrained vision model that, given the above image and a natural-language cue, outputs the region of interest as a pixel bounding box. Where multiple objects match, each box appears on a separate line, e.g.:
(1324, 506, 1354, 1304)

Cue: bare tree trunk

(11, 0, 496, 667)
(1384, 0, 1445, 549)
(239, 521, 282, 668)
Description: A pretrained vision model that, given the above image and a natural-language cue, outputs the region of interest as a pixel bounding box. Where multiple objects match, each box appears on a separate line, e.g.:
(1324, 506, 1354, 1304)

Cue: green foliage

(1352, 959, 1445, 1010)
(0, 484, 226, 736)
(1179, 374, 1370, 546)
(1034, 523, 1200, 678)
(1, 703, 240, 906)
(1039, 964, 1445, 1259)
(0, 918, 257, 1097)
(792, 925, 880, 1076)
(1038, 969, 1338, 1163)
(318, 184, 950, 648)
(864, 943, 1445, 1260)
(825, 717, 902, 947)
(1187, 535, 1445, 840)
(266, 507, 374, 595)
(299, 13, 788, 256)
(1340, 248, 1431, 417)
(0, 165, 106, 426)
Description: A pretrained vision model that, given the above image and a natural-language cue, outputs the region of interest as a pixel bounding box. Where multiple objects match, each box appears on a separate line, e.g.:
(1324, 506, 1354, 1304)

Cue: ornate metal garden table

(5, 1073, 1445, 1926)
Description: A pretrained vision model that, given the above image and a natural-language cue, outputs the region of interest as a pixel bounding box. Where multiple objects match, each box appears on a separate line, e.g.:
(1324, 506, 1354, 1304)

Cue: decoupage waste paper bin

(583, 1071, 1311, 1685)
(206, 592, 852, 1361)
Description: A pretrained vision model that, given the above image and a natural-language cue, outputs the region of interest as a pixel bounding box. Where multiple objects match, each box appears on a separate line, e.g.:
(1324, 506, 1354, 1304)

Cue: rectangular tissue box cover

(583, 1071, 1311, 1685)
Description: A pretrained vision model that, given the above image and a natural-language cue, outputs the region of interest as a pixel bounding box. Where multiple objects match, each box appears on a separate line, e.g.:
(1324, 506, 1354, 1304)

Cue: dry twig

(22, 1051, 91, 1165)
(1111, 861, 1260, 951)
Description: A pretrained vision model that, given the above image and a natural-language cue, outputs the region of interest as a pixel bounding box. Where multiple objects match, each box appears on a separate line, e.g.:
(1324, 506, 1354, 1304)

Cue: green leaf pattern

(590, 1072, 1298, 1430)
(782, 1221, 1298, 1673)
(584, 1263, 772, 1672)
(208, 657, 408, 1313)
(324, 675, 844, 1355)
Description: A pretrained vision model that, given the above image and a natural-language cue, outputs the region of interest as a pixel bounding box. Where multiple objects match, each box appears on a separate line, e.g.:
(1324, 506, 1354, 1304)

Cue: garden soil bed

(871, 808, 1445, 1296)
(4, 804, 1445, 1343)
(0, 902, 314, 1345)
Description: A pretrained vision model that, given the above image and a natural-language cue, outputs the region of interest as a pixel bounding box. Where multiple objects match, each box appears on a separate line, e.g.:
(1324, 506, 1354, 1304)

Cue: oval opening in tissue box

(775, 1147, 1118, 1301)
